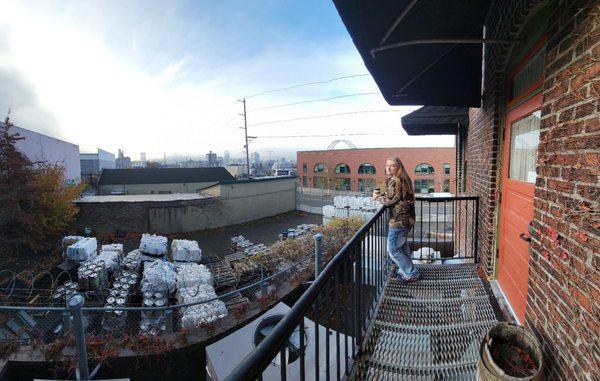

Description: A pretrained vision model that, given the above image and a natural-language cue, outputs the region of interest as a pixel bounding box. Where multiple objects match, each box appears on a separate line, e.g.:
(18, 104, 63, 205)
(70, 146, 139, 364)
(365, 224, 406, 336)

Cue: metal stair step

(353, 359, 477, 381)
(363, 321, 495, 367)
(375, 296, 497, 326)
(385, 278, 488, 299)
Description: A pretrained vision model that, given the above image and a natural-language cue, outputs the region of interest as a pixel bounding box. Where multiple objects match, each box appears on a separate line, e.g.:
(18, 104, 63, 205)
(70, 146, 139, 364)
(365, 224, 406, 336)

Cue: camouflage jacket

(379, 176, 416, 228)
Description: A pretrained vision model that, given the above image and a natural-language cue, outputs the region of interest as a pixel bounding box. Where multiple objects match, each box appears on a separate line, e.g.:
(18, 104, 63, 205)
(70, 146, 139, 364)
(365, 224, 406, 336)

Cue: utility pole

(240, 98, 255, 179)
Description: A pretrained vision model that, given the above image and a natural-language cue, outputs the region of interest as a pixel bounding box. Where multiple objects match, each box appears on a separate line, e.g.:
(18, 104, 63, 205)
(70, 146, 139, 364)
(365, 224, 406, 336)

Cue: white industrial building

(80, 148, 115, 176)
(6, 124, 81, 184)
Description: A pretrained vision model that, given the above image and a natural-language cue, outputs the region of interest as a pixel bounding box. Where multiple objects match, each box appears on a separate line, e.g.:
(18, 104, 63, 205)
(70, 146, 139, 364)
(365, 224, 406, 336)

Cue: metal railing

(226, 206, 391, 380)
(226, 195, 479, 380)
(0, 195, 479, 380)
(411, 195, 479, 262)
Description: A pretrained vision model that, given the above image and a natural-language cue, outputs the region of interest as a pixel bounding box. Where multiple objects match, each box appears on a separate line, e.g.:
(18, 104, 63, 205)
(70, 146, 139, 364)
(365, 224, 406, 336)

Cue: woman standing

(373, 157, 420, 282)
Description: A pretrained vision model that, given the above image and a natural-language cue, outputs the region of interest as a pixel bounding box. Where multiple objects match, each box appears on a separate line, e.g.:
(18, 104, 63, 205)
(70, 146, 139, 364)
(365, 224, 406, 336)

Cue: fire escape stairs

(351, 264, 501, 380)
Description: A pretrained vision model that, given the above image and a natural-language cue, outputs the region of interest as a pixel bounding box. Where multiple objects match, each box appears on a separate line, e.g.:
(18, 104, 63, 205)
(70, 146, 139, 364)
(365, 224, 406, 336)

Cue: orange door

(497, 93, 542, 323)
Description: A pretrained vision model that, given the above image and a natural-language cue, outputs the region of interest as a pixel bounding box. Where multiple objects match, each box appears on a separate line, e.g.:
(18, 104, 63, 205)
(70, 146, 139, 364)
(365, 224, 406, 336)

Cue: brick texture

(297, 147, 455, 193)
(526, 2, 599, 380)
(465, 1, 598, 379)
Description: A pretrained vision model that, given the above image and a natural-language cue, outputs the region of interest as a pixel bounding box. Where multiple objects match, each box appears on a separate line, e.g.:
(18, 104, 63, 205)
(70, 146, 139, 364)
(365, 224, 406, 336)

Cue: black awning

(401, 106, 469, 135)
(332, 1, 492, 107)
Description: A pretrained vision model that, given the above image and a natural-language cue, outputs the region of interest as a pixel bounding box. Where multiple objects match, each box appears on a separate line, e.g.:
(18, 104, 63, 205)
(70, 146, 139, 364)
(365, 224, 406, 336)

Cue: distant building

(223, 150, 230, 165)
(272, 161, 297, 177)
(252, 152, 260, 166)
(80, 148, 115, 177)
(140, 152, 147, 167)
(116, 149, 131, 169)
(97, 167, 235, 195)
(226, 164, 248, 179)
(297, 147, 455, 193)
(206, 151, 218, 167)
(4, 123, 81, 184)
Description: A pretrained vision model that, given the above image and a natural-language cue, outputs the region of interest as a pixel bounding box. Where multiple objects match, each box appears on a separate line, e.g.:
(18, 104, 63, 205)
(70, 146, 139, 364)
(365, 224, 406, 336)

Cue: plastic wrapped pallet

(62, 236, 84, 249)
(176, 263, 213, 288)
(101, 243, 123, 257)
(171, 239, 202, 262)
(178, 285, 228, 327)
(323, 205, 335, 218)
(139, 233, 168, 256)
(142, 260, 177, 293)
(92, 250, 120, 272)
(66, 237, 97, 262)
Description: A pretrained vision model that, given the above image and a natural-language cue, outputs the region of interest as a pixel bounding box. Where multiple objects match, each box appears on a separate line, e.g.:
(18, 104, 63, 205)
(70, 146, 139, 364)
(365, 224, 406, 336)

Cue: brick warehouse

(333, 0, 599, 379)
(296, 147, 455, 193)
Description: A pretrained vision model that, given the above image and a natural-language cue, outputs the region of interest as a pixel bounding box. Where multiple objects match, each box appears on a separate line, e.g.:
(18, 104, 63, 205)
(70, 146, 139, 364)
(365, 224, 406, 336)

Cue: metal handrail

(225, 206, 387, 380)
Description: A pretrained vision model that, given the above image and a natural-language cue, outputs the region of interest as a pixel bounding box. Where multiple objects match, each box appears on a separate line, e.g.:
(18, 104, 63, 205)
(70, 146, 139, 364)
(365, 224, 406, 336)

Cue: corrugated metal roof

(98, 167, 235, 185)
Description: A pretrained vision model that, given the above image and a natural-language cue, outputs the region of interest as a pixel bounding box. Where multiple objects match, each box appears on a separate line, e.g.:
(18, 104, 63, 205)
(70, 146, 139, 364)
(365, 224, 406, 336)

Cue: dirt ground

(111, 210, 323, 259)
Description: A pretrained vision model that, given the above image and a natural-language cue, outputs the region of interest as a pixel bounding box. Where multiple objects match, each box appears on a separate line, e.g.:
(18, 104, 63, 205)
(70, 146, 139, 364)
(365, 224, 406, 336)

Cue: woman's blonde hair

(386, 157, 414, 200)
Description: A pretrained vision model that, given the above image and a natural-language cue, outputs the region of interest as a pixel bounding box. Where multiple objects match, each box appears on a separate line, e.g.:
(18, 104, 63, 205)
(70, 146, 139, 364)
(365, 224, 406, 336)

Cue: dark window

(302, 163, 307, 173)
(335, 163, 351, 174)
(415, 163, 435, 175)
(444, 163, 451, 175)
(314, 163, 325, 172)
(302, 176, 307, 187)
(414, 179, 435, 193)
(358, 163, 376, 174)
(443, 180, 450, 192)
(334, 178, 351, 191)
(358, 178, 376, 192)
(314, 176, 327, 188)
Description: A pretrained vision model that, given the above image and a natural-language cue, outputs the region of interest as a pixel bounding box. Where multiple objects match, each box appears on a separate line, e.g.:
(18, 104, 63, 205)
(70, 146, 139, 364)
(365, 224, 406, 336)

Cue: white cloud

(0, 1, 453, 160)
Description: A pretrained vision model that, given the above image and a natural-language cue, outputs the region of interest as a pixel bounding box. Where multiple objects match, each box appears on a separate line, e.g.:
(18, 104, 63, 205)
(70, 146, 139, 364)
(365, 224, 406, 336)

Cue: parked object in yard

(139, 233, 168, 256)
(142, 260, 177, 293)
(177, 284, 228, 328)
(92, 250, 120, 272)
(478, 322, 543, 380)
(62, 236, 84, 249)
(171, 239, 202, 262)
(66, 237, 97, 262)
(101, 243, 124, 257)
(123, 249, 142, 271)
(176, 263, 213, 288)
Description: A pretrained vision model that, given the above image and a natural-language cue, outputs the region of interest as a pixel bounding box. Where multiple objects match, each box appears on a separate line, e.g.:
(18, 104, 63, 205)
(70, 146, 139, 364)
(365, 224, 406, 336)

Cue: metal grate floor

(352, 264, 499, 381)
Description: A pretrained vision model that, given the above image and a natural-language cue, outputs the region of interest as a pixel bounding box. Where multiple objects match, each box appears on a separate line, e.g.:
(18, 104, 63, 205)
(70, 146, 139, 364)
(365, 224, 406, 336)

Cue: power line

(244, 73, 371, 99)
(254, 132, 405, 139)
(248, 109, 404, 127)
(199, 101, 239, 136)
(249, 92, 380, 112)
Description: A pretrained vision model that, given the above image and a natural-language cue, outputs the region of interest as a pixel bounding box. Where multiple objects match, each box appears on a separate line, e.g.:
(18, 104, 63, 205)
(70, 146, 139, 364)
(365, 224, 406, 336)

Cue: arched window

(335, 163, 351, 174)
(313, 163, 325, 172)
(415, 163, 435, 174)
(358, 163, 376, 174)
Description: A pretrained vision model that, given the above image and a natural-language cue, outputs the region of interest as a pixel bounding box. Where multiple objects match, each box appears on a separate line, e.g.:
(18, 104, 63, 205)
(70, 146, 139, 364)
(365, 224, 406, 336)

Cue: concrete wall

(76, 177, 297, 233)
(13, 126, 81, 184)
(98, 181, 219, 195)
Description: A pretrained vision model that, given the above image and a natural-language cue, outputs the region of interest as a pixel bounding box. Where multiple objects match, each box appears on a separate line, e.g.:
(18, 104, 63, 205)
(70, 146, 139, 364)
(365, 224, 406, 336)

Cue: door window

(509, 110, 541, 183)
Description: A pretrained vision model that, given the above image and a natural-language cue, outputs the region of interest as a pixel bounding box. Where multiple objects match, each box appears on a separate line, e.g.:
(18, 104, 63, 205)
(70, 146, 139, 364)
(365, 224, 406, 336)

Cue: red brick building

(296, 147, 455, 193)
(334, 0, 598, 379)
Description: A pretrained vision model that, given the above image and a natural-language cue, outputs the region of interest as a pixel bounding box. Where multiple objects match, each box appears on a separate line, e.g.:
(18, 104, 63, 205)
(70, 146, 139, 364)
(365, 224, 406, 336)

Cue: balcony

(226, 195, 504, 380)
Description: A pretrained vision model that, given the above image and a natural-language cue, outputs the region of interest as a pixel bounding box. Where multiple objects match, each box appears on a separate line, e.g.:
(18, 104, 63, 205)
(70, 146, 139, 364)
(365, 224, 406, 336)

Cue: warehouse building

(97, 167, 235, 195)
(297, 147, 455, 193)
(5, 123, 81, 184)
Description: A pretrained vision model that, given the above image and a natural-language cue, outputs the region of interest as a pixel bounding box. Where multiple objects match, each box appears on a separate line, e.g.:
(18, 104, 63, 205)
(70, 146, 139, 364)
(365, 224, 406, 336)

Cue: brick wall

(297, 147, 455, 193)
(526, 2, 599, 379)
(467, 0, 547, 275)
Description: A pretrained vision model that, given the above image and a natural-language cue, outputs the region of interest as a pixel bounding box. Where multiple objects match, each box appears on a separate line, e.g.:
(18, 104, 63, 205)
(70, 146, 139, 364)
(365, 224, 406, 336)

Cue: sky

(0, 0, 454, 161)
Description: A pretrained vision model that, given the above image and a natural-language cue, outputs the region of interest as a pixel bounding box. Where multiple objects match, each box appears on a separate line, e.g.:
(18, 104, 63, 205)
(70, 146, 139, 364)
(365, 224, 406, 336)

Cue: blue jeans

(387, 226, 419, 279)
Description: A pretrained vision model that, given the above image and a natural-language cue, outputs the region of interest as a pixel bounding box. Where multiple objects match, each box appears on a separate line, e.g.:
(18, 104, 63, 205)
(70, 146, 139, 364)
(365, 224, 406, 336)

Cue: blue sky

(0, 1, 452, 160)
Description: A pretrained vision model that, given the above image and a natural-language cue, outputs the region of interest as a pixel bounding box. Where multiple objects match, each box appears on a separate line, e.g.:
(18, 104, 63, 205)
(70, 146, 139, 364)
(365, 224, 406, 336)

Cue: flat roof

(76, 193, 213, 203)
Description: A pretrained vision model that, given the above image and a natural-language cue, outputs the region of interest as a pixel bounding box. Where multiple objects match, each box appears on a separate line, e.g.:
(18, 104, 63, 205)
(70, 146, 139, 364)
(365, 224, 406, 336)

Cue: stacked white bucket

(323, 196, 380, 225)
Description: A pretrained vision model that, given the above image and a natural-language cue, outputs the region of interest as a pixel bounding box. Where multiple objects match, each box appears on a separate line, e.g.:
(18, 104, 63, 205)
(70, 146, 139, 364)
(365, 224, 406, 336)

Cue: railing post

(67, 294, 89, 381)
(165, 309, 174, 333)
(314, 233, 323, 278)
(62, 309, 72, 334)
(474, 197, 480, 263)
